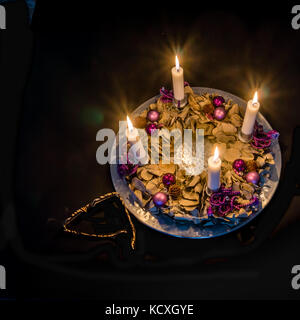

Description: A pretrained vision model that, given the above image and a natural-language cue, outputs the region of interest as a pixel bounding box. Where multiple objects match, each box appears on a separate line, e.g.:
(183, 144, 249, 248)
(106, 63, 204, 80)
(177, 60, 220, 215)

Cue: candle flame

(253, 91, 258, 104)
(175, 55, 180, 71)
(127, 115, 134, 132)
(213, 146, 219, 162)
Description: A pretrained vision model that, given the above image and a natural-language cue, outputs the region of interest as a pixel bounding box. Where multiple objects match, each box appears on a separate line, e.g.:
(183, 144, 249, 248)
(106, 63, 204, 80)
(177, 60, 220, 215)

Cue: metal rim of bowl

(110, 87, 282, 239)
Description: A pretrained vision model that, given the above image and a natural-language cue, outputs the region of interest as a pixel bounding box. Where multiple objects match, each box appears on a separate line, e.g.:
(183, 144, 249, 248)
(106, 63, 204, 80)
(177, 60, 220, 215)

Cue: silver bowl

(110, 87, 282, 239)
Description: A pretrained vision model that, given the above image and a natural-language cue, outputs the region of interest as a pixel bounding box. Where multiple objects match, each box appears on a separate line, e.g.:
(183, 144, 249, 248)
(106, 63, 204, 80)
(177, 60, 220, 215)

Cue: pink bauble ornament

(162, 173, 176, 187)
(233, 159, 246, 173)
(213, 107, 226, 120)
(147, 110, 160, 122)
(146, 123, 158, 135)
(207, 206, 214, 216)
(153, 192, 168, 207)
(245, 171, 260, 184)
(212, 95, 225, 107)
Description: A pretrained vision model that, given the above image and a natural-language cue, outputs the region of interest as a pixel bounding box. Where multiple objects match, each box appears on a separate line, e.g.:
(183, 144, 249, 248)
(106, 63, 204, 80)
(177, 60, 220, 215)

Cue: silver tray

(110, 87, 282, 238)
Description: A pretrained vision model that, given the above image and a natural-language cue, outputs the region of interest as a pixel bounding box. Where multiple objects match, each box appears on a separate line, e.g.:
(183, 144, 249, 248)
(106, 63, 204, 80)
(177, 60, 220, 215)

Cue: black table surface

(1, 0, 300, 299)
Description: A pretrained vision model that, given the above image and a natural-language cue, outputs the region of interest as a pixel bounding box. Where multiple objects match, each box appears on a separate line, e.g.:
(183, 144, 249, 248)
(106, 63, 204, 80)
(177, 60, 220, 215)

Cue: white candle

(126, 116, 139, 144)
(171, 56, 185, 101)
(241, 91, 260, 136)
(207, 147, 221, 192)
(126, 116, 147, 164)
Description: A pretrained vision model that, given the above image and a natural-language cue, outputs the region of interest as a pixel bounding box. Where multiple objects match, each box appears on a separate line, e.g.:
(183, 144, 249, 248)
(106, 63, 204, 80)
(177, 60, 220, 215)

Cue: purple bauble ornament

(147, 110, 160, 122)
(162, 173, 176, 187)
(213, 106, 226, 121)
(233, 159, 246, 173)
(146, 123, 158, 135)
(207, 206, 214, 217)
(245, 171, 260, 184)
(153, 192, 168, 207)
(117, 163, 138, 177)
(212, 95, 225, 107)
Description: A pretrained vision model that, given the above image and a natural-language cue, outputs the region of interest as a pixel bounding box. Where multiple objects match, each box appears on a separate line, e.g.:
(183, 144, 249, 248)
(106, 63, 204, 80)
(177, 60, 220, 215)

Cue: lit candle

(207, 146, 221, 192)
(171, 56, 185, 101)
(126, 116, 147, 164)
(241, 91, 260, 137)
(126, 116, 139, 144)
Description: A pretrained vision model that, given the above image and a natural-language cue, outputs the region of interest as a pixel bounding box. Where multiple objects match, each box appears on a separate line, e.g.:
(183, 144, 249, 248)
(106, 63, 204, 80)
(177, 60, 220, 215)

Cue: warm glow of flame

(175, 55, 180, 71)
(127, 115, 134, 132)
(213, 146, 219, 162)
(253, 91, 258, 104)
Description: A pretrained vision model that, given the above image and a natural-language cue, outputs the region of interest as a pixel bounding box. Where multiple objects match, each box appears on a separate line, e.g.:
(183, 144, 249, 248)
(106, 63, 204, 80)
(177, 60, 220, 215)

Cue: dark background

(1, 0, 300, 301)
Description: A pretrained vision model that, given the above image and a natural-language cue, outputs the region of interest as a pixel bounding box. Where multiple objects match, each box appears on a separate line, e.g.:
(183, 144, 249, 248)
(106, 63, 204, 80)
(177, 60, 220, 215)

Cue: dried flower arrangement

(119, 86, 278, 225)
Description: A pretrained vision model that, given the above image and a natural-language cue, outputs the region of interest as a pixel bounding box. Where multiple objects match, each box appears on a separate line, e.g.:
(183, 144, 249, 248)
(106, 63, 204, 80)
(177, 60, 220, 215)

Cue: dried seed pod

(256, 156, 265, 168)
(178, 106, 190, 120)
(182, 190, 199, 201)
(185, 206, 199, 212)
(140, 168, 153, 181)
(230, 114, 243, 127)
(223, 170, 233, 188)
(145, 180, 160, 195)
(188, 94, 203, 111)
(228, 103, 240, 117)
(224, 148, 241, 162)
(194, 183, 203, 193)
(217, 134, 236, 144)
(184, 86, 194, 95)
(220, 122, 237, 135)
(149, 103, 157, 110)
(188, 175, 201, 187)
(179, 198, 199, 207)
(134, 190, 143, 204)
(159, 112, 171, 126)
(265, 153, 275, 165)
(240, 150, 254, 161)
(132, 177, 147, 193)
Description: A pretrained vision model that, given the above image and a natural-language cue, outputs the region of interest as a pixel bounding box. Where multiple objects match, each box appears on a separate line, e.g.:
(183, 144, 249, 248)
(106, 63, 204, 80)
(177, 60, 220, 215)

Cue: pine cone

(169, 184, 182, 199)
(246, 160, 257, 172)
(203, 103, 215, 114)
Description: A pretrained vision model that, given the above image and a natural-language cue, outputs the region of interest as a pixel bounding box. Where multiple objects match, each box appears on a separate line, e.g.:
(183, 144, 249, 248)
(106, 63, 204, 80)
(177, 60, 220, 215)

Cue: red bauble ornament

(162, 173, 176, 187)
(233, 159, 246, 173)
(212, 96, 225, 107)
(146, 123, 158, 135)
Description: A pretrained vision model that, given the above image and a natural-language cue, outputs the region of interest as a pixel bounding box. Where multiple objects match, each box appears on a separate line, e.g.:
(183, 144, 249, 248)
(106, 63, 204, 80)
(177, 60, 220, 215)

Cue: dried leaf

(224, 148, 241, 162)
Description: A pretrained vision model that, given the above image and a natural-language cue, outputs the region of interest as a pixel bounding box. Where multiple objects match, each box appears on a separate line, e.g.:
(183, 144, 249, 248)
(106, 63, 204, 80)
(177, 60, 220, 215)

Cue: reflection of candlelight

(174, 142, 204, 176)
(241, 91, 260, 137)
(208, 146, 221, 192)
